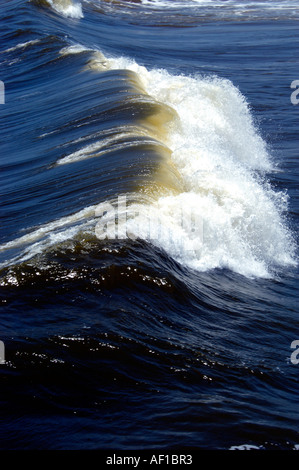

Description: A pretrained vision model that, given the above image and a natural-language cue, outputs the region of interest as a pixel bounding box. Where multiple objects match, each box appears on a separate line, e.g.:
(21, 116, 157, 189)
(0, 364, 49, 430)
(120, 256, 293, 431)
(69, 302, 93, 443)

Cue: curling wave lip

(34, 0, 84, 18)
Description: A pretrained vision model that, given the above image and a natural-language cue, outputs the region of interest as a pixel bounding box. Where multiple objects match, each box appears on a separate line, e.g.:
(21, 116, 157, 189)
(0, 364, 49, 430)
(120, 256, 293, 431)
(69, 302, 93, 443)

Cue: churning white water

(0, 47, 296, 278)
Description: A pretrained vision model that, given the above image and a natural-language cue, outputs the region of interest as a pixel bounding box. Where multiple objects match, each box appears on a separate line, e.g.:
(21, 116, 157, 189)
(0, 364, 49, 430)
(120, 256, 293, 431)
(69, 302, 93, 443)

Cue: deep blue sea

(0, 0, 298, 452)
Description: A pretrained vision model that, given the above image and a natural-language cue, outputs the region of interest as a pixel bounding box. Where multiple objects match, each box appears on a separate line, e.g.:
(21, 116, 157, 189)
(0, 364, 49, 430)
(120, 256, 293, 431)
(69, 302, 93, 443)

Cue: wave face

(0, 45, 295, 278)
(0, 0, 298, 452)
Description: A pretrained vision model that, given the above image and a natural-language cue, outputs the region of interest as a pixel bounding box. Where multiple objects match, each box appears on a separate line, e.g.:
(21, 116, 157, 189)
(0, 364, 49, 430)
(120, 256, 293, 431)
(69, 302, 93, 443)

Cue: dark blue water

(0, 0, 298, 451)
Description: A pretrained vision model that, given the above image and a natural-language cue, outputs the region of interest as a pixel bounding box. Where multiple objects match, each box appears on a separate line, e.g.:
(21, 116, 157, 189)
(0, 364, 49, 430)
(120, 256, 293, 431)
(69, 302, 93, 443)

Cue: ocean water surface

(0, 0, 298, 451)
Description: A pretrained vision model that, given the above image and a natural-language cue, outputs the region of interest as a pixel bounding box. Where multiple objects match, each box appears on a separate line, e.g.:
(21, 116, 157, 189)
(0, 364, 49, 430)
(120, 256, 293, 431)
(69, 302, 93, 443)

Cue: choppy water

(0, 0, 298, 451)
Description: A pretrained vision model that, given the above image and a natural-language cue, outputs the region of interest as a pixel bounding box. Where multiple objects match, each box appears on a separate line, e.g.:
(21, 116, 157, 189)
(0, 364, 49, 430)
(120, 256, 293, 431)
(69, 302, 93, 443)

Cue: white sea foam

(86, 52, 295, 277)
(141, 0, 298, 9)
(56, 131, 163, 165)
(1, 49, 296, 277)
(0, 205, 97, 268)
(229, 444, 262, 450)
(46, 0, 83, 18)
(141, 0, 214, 7)
(0, 39, 41, 54)
(59, 44, 91, 55)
